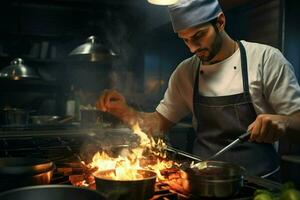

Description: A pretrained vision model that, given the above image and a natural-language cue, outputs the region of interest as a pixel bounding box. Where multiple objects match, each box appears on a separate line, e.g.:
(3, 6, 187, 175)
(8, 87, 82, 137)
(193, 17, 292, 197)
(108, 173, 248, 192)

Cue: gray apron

(192, 41, 279, 176)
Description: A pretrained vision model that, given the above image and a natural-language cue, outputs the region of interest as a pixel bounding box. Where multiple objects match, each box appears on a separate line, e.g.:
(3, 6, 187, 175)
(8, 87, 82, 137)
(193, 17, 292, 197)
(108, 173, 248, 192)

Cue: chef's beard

(196, 29, 222, 63)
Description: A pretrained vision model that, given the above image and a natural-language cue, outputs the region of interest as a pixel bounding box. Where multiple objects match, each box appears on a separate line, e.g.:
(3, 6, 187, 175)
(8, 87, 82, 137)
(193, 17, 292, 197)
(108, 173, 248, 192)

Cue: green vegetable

(254, 189, 274, 200)
(254, 193, 273, 200)
(279, 189, 300, 200)
(253, 182, 300, 200)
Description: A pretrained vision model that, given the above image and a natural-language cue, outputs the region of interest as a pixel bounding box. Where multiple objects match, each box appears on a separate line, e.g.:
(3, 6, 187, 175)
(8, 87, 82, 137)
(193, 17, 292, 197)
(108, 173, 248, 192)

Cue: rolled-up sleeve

(264, 49, 300, 115)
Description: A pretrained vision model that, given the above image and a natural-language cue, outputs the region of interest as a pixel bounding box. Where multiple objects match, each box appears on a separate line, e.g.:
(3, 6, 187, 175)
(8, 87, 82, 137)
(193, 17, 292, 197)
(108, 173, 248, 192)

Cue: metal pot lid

(0, 58, 40, 80)
(69, 36, 118, 62)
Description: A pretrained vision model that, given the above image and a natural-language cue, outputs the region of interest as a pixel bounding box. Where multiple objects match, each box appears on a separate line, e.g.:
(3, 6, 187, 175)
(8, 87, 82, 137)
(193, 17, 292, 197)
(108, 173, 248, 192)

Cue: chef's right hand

(96, 89, 129, 119)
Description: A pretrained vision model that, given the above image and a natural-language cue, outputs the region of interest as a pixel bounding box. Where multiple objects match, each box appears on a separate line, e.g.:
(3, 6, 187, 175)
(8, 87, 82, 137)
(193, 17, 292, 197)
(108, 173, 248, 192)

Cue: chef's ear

(216, 12, 226, 31)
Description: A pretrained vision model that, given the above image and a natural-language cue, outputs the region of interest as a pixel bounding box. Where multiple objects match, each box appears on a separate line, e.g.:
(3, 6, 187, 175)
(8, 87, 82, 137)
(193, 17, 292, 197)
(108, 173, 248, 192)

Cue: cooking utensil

(165, 132, 251, 162)
(166, 146, 202, 162)
(94, 169, 156, 200)
(0, 157, 55, 191)
(184, 161, 246, 198)
(0, 108, 30, 126)
(0, 185, 108, 200)
(0, 58, 40, 80)
(208, 131, 251, 160)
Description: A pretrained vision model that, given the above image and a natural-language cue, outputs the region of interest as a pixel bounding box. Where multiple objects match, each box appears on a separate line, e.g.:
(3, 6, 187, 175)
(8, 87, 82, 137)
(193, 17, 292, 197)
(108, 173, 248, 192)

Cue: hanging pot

(0, 58, 40, 80)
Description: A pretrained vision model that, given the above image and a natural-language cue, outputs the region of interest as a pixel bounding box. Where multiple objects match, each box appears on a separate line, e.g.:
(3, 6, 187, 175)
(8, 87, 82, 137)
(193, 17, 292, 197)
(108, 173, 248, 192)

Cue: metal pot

(0, 108, 30, 126)
(0, 157, 55, 192)
(0, 185, 108, 200)
(183, 161, 245, 198)
(94, 169, 156, 200)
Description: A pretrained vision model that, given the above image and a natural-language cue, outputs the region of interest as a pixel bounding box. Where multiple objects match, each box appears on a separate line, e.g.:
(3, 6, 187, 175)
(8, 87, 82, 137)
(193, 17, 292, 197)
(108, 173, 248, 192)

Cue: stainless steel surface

(0, 185, 108, 200)
(69, 36, 117, 62)
(0, 58, 40, 80)
(94, 169, 156, 200)
(209, 131, 251, 160)
(185, 161, 246, 198)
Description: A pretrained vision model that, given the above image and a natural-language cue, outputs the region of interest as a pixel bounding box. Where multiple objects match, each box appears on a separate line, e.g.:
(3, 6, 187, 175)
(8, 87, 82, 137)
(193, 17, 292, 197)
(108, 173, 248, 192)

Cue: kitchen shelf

(0, 79, 59, 93)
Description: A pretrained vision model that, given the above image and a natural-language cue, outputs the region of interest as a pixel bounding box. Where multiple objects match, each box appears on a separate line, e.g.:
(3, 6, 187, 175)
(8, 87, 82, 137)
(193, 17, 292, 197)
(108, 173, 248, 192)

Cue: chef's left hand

(248, 114, 288, 143)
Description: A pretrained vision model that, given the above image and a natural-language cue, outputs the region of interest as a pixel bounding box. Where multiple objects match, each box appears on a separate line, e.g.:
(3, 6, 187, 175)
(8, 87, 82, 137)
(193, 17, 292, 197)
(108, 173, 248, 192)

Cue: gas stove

(0, 128, 282, 199)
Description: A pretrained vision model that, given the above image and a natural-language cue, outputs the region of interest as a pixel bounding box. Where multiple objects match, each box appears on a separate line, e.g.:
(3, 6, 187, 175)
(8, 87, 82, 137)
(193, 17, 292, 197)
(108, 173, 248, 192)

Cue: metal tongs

(208, 131, 251, 160)
(165, 131, 251, 162)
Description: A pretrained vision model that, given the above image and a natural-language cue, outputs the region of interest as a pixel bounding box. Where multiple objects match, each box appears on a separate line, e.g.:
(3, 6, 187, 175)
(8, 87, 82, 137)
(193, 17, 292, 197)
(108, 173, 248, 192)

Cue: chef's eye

(193, 31, 205, 40)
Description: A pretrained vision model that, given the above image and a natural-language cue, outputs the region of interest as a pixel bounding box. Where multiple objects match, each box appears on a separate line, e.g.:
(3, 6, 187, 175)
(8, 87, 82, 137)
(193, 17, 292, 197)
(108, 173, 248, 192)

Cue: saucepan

(93, 169, 156, 200)
(182, 160, 246, 198)
(0, 157, 55, 191)
(0, 108, 31, 126)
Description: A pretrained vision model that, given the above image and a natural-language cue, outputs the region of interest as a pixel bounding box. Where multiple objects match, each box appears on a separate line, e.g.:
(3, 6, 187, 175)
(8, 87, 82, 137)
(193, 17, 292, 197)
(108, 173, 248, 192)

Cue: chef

(96, 0, 300, 180)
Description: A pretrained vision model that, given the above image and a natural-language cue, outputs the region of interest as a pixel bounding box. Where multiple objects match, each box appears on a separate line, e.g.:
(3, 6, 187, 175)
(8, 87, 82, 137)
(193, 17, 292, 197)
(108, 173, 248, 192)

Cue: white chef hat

(168, 0, 222, 32)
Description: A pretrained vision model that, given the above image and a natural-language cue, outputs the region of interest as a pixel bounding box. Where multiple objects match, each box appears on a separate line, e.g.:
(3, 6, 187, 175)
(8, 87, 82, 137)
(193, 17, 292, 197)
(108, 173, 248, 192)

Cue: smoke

(102, 9, 143, 97)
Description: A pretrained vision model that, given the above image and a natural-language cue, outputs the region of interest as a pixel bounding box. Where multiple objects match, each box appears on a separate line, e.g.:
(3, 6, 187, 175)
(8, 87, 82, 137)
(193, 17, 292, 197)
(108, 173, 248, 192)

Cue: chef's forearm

(120, 108, 174, 135)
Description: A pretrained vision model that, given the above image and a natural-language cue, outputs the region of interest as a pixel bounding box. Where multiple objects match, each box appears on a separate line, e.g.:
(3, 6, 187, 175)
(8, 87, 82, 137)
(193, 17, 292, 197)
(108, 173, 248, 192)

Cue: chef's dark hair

(209, 18, 218, 31)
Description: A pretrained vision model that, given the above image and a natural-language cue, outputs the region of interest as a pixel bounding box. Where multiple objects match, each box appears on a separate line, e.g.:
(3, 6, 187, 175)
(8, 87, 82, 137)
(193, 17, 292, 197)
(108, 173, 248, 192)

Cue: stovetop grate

(0, 131, 281, 199)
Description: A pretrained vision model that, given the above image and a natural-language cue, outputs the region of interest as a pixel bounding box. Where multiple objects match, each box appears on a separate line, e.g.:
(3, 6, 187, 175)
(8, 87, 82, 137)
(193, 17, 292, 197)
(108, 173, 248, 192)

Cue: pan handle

(238, 131, 251, 142)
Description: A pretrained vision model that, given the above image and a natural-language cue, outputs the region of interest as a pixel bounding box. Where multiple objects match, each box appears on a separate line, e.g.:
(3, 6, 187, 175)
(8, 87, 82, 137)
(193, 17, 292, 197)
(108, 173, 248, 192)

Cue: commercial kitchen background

(0, 0, 299, 186)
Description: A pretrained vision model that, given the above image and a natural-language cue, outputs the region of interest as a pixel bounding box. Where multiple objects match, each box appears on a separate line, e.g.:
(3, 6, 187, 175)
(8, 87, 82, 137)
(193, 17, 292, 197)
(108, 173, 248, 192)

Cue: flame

(90, 123, 178, 181)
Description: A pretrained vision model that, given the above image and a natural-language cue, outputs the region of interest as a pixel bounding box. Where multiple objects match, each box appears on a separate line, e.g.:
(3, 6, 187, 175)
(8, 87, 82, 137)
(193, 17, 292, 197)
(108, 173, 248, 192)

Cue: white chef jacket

(156, 40, 300, 124)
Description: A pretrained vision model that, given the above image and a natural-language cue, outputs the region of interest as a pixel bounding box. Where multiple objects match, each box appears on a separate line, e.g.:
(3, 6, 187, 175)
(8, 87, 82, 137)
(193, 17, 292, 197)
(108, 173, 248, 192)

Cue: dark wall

(0, 0, 146, 115)
(280, 0, 300, 187)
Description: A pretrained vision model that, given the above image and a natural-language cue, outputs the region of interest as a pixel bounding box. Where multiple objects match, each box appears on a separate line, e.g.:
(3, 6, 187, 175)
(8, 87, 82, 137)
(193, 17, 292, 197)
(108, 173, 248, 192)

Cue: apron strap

(237, 40, 251, 100)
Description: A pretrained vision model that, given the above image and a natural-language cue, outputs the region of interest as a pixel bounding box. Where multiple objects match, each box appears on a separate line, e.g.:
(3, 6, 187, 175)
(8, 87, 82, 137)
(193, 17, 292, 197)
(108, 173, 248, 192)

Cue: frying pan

(0, 157, 55, 191)
(0, 185, 108, 200)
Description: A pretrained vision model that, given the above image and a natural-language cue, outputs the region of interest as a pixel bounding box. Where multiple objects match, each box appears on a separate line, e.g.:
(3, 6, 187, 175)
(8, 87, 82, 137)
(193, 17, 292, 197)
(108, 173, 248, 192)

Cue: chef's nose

(186, 41, 200, 54)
